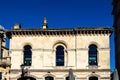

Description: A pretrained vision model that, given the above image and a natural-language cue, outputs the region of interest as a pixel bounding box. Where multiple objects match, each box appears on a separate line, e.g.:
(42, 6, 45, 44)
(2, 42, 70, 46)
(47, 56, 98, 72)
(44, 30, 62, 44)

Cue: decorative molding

(6, 28, 113, 38)
(10, 48, 110, 52)
(10, 69, 111, 72)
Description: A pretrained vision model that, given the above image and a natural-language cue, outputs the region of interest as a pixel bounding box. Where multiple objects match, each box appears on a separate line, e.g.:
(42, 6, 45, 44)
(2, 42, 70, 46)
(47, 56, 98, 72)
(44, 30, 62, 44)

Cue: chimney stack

(14, 24, 21, 29)
(42, 17, 48, 29)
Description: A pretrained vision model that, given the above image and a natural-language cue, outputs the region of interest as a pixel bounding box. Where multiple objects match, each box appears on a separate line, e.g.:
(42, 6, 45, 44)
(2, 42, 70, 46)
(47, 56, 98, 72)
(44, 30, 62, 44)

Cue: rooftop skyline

(0, 0, 114, 71)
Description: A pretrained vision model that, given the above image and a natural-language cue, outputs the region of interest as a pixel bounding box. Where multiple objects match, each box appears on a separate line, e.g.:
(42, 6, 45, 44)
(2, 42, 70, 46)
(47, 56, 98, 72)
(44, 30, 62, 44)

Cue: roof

(6, 27, 113, 38)
(6, 27, 113, 31)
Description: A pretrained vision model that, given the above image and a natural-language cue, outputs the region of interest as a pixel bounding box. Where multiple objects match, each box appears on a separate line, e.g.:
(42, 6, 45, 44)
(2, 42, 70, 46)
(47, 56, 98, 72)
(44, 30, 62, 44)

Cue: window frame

(45, 76, 54, 80)
(56, 45, 65, 66)
(0, 72, 2, 80)
(23, 45, 32, 66)
(53, 43, 67, 67)
(89, 76, 98, 80)
(88, 44, 98, 66)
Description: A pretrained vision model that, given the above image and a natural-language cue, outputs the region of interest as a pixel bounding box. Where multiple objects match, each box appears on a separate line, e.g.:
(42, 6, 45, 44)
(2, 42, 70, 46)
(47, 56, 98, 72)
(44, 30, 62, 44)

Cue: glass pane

(89, 57, 96, 60)
(25, 58, 31, 60)
(45, 77, 53, 80)
(0, 72, 2, 80)
(89, 45, 97, 66)
(24, 45, 32, 66)
(89, 77, 98, 80)
(56, 46, 64, 66)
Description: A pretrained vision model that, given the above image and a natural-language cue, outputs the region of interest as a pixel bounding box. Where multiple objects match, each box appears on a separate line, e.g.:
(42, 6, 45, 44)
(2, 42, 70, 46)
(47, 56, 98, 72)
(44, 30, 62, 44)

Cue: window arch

(88, 44, 98, 66)
(45, 76, 54, 80)
(24, 45, 32, 66)
(89, 76, 98, 80)
(56, 45, 64, 66)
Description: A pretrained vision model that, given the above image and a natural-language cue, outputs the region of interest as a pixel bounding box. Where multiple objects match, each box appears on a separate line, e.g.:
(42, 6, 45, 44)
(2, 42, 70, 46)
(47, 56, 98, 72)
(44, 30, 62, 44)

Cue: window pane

(56, 46, 64, 66)
(56, 57, 64, 62)
(89, 45, 97, 66)
(45, 76, 54, 80)
(89, 76, 98, 80)
(24, 45, 32, 66)
(89, 57, 96, 60)
(0, 72, 2, 80)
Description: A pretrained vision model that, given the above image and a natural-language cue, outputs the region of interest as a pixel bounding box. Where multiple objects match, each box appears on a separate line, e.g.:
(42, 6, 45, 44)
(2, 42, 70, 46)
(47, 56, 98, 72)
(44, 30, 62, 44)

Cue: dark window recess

(24, 45, 32, 66)
(89, 76, 98, 80)
(45, 76, 54, 80)
(56, 46, 64, 66)
(0, 49, 3, 59)
(0, 72, 2, 80)
(89, 45, 98, 66)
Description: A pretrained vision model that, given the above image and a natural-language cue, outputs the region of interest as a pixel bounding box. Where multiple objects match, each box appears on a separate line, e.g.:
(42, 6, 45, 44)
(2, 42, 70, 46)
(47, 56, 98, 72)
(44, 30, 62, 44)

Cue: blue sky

(0, 0, 115, 71)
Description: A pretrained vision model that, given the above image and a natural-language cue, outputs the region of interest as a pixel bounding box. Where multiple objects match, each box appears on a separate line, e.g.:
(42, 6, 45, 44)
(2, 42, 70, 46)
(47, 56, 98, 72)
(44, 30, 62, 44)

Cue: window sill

(87, 65, 100, 69)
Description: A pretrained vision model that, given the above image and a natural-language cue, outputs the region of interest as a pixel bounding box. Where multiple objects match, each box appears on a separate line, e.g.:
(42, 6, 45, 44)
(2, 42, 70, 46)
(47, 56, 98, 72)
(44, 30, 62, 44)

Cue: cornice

(6, 28, 113, 38)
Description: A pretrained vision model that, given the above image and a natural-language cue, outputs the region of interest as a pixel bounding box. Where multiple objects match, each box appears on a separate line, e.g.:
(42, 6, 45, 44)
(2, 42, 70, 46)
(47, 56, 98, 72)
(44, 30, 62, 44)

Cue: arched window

(56, 45, 64, 66)
(24, 45, 32, 66)
(89, 76, 98, 80)
(89, 44, 98, 66)
(45, 76, 54, 80)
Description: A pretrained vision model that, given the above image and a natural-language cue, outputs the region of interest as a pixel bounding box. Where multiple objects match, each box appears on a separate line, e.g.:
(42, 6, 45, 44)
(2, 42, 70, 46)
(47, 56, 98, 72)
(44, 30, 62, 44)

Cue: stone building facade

(6, 20, 112, 80)
(0, 26, 11, 80)
(112, 0, 120, 78)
